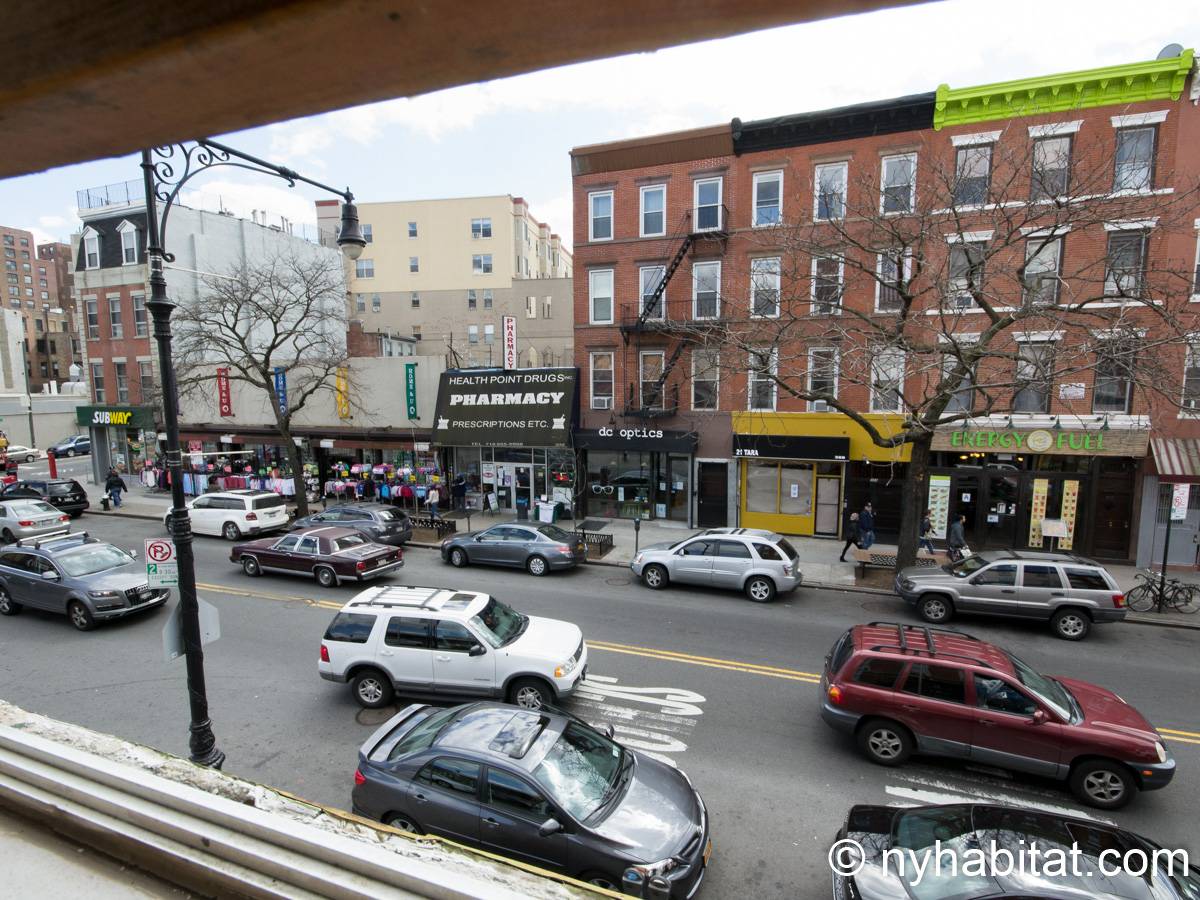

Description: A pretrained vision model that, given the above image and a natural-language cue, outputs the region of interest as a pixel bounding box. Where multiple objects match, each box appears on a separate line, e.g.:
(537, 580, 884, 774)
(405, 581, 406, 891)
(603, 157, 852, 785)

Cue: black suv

(1, 479, 89, 517)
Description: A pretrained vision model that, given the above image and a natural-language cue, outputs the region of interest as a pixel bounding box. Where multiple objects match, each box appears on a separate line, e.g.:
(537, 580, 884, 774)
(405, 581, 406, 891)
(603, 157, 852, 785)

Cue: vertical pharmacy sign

(502, 316, 518, 369)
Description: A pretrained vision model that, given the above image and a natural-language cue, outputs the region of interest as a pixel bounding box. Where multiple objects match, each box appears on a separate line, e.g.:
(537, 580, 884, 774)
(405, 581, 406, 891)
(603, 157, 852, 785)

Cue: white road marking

(884, 774, 1116, 825)
(567, 675, 706, 769)
(576, 681, 706, 717)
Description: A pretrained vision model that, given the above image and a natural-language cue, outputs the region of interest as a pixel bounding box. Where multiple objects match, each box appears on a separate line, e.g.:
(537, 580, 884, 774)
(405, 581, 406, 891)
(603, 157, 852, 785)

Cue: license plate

(703, 839, 712, 866)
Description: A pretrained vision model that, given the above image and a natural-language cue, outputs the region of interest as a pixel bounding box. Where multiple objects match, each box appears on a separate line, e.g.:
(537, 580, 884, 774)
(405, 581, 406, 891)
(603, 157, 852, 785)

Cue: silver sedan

(0, 499, 71, 543)
(440, 522, 587, 576)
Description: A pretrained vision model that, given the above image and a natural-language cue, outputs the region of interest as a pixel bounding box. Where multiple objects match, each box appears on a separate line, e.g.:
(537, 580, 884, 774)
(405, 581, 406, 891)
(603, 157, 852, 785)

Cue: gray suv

(632, 528, 802, 602)
(895, 549, 1125, 641)
(0, 532, 169, 631)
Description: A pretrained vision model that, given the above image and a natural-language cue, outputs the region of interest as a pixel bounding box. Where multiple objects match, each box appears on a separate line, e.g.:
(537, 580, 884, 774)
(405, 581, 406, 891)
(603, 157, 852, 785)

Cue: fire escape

(619, 206, 729, 418)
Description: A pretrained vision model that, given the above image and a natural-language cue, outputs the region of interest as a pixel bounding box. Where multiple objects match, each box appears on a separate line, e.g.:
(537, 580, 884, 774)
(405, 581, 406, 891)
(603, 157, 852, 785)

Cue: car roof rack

(864, 643, 996, 671)
(16, 531, 92, 550)
(347, 585, 481, 611)
(866, 621, 980, 643)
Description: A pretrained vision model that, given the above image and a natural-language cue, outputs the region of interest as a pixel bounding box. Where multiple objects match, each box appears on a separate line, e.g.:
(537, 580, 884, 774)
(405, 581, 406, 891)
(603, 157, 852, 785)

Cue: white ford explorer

(318, 585, 587, 710)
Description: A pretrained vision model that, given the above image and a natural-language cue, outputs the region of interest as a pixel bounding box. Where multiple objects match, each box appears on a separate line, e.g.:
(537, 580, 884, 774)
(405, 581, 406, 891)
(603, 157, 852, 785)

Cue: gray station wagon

(895, 550, 1126, 641)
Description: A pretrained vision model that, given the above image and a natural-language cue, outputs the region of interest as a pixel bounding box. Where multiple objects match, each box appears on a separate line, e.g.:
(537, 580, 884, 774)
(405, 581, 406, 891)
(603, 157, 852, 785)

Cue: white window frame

(947, 238, 988, 308)
(810, 256, 844, 315)
(484, 324, 495, 344)
(590, 351, 614, 405)
(639, 350, 666, 410)
(588, 268, 614, 325)
(692, 260, 721, 320)
(750, 257, 781, 319)
(107, 296, 123, 339)
(408, 221, 418, 238)
(132, 293, 148, 337)
(409, 256, 419, 273)
(813, 162, 848, 222)
(1113, 126, 1157, 193)
(875, 250, 911, 313)
(588, 191, 614, 242)
(362, 224, 374, 244)
(748, 348, 778, 411)
(90, 362, 105, 403)
(880, 153, 917, 215)
(467, 324, 479, 344)
(953, 144, 993, 207)
(82, 227, 100, 270)
(806, 348, 839, 410)
(84, 296, 99, 340)
(355, 258, 374, 278)
(869, 349, 906, 412)
(472, 254, 493, 275)
(1191, 224, 1200, 300)
(117, 220, 138, 265)
(639, 184, 666, 238)
(693, 177, 723, 232)
(752, 170, 783, 228)
(470, 217, 491, 239)
(639, 265, 666, 321)
(1022, 236, 1064, 305)
(691, 349, 719, 411)
(1183, 343, 1200, 412)
(1013, 339, 1057, 414)
(526, 295, 537, 318)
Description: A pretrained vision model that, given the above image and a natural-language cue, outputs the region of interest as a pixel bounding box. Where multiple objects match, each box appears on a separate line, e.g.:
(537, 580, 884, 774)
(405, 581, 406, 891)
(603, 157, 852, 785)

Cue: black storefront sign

(432, 367, 578, 448)
(732, 433, 850, 460)
(574, 427, 698, 453)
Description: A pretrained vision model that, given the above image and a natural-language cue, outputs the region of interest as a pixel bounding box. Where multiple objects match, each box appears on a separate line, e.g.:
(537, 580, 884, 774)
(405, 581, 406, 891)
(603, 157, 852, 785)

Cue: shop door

(952, 475, 981, 549)
(667, 455, 690, 522)
(1092, 480, 1133, 558)
(513, 465, 532, 514)
(696, 463, 727, 527)
(496, 465, 532, 511)
(815, 476, 841, 536)
(982, 471, 1021, 549)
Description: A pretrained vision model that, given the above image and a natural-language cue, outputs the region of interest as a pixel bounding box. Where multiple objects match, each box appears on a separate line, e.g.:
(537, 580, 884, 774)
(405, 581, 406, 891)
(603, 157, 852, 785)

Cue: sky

(2, 0, 1197, 252)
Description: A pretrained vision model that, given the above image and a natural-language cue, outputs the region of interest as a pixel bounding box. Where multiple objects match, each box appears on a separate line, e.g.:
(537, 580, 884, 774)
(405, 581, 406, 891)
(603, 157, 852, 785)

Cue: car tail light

(245, 512, 258, 521)
(354, 768, 366, 786)
(356, 560, 367, 572)
(1112, 593, 1126, 608)
(320, 644, 330, 663)
(17, 520, 33, 527)
(828, 684, 843, 706)
(554, 543, 571, 553)
(58, 515, 69, 523)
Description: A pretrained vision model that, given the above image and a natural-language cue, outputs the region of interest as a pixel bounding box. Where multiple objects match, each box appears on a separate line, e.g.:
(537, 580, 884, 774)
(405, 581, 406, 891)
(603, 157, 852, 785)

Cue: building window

(374, 294, 383, 312)
(526, 295, 537, 318)
(881, 153, 916, 214)
(811, 256, 843, 315)
(589, 269, 613, 324)
(542, 296, 552, 319)
(408, 256, 418, 273)
(1105, 230, 1147, 297)
(35, 318, 43, 333)
(1022, 237, 1063, 305)
(692, 349, 719, 410)
(1014, 342, 1054, 413)
(876, 251, 909, 312)
(943, 356, 975, 413)
(588, 191, 613, 242)
(1184, 346, 1200, 411)
(119, 225, 138, 264)
(753, 171, 783, 227)
(1093, 340, 1134, 414)
(138, 361, 154, 402)
(484, 324, 495, 344)
(1114, 127, 1155, 192)
(870, 349, 905, 412)
(640, 265, 666, 320)
(692, 261, 721, 319)
(954, 145, 992, 206)
(355, 258, 374, 278)
(405, 292, 415, 309)
(90, 362, 105, 403)
(639, 350, 665, 410)
(807, 348, 838, 409)
(483, 289, 493, 309)
(470, 217, 491, 239)
(411, 325, 421, 340)
(640, 185, 666, 237)
(1031, 136, 1071, 199)
(114, 361, 129, 402)
(133, 294, 148, 337)
(361, 223, 373, 244)
(85, 297, 99, 339)
(108, 296, 123, 339)
(590, 352, 614, 407)
(472, 254, 493, 275)
(83, 231, 100, 270)
(749, 348, 779, 411)
(750, 257, 781, 318)
(468, 324, 479, 344)
(814, 162, 847, 221)
(467, 289, 477, 310)
(39, 291, 48, 301)
(948, 240, 986, 308)
(693, 177, 723, 231)
(355, 293, 366, 312)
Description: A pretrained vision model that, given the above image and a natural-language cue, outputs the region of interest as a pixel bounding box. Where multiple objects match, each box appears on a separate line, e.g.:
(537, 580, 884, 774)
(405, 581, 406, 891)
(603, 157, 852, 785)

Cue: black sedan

(440, 522, 586, 576)
(289, 503, 412, 546)
(831, 803, 1200, 899)
(353, 702, 711, 897)
(0, 479, 90, 517)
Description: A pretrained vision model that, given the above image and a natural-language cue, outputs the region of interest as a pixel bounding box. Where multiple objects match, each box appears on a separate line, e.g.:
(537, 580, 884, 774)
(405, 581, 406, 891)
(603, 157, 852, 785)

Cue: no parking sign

(145, 538, 179, 587)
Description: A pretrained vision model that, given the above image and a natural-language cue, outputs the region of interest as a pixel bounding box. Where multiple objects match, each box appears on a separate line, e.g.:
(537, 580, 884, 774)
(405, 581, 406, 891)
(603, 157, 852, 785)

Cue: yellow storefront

(733, 413, 911, 537)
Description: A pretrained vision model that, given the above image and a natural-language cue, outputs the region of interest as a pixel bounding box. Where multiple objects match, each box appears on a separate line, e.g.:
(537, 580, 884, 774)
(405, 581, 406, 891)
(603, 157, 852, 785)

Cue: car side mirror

(598, 723, 615, 739)
(41, 570, 60, 581)
(468, 644, 486, 657)
(537, 818, 563, 837)
(1030, 709, 1048, 725)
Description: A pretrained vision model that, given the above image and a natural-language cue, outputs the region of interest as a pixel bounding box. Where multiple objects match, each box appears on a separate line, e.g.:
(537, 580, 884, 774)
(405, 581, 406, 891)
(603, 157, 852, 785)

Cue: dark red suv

(819, 622, 1175, 809)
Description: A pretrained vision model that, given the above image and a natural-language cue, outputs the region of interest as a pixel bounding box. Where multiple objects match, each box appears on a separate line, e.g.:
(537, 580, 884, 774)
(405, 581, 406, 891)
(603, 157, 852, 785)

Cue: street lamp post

(139, 140, 364, 768)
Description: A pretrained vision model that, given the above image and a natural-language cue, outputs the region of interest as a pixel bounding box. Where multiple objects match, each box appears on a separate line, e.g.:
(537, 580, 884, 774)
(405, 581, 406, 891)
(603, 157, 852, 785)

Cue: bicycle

(1125, 570, 1200, 614)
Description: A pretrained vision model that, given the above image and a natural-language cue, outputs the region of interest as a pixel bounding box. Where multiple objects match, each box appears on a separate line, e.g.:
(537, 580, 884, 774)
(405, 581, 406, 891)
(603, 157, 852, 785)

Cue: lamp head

(336, 200, 366, 260)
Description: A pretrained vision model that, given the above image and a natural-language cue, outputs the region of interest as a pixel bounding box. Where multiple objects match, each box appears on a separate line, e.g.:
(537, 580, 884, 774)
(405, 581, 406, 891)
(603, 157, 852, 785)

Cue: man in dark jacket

(858, 502, 876, 549)
(105, 469, 127, 508)
(948, 513, 968, 560)
(839, 511, 860, 562)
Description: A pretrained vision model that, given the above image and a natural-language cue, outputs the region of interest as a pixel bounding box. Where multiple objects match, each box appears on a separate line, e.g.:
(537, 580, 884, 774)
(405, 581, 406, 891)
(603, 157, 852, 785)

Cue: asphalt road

(1, 515, 1198, 899)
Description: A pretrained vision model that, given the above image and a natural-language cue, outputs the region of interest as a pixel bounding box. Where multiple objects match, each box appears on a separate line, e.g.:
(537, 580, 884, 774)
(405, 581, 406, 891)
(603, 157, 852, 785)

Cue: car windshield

(538, 524, 575, 542)
(946, 555, 989, 577)
(532, 722, 624, 821)
(9, 500, 56, 516)
(375, 508, 403, 521)
(57, 545, 132, 577)
(890, 806, 1001, 898)
(333, 535, 368, 551)
(48, 482, 79, 496)
(1006, 652, 1075, 721)
(470, 597, 528, 648)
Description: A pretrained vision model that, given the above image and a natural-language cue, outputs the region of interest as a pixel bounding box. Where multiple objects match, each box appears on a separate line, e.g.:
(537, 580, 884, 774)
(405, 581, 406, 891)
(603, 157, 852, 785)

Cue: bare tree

(655, 125, 1200, 567)
(174, 252, 351, 516)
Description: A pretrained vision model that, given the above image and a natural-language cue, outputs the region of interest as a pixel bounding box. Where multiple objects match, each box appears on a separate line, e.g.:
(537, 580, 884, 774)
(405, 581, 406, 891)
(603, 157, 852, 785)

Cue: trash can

(516, 496, 530, 521)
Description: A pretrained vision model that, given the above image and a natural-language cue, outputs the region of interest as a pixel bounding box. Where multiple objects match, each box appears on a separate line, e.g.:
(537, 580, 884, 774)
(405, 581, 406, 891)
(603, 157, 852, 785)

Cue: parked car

(0, 531, 169, 630)
(290, 503, 412, 546)
(2, 445, 42, 463)
(0, 499, 71, 543)
(831, 802, 1200, 899)
(440, 522, 586, 576)
(231, 526, 403, 587)
(352, 702, 711, 897)
(894, 549, 1126, 640)
(48, 435, 91, 457)
(819, 622, 1175, 809)
(632, 529, 802, 602)
(164, 489, 289, 540)
(319, 585, 587, 710)
(1, 478, 89, 517)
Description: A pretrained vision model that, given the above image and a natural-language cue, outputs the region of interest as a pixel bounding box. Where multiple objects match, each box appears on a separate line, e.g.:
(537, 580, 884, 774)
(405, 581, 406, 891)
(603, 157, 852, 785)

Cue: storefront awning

(733, 433, 849, 461)
(1151, 438, 1200, 483)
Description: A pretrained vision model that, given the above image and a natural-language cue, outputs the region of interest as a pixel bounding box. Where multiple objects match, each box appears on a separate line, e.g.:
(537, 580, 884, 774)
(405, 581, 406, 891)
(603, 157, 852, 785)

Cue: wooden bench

(852, 545, 947, 577)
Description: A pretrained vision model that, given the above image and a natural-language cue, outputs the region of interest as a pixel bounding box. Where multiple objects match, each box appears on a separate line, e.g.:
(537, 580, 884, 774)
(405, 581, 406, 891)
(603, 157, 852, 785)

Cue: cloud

(38, 214, 67, 229)
(178, 178, 323, 230)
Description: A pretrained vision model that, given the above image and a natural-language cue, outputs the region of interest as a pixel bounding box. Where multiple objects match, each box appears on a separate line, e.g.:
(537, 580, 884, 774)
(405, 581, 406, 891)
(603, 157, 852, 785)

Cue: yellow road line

(1166, 735, 1200, 746)
(589, 642, 820, 683)
(196, 582, 342, 610)
(1160, 727, 1200, 738)
(589, 640, 822, 679)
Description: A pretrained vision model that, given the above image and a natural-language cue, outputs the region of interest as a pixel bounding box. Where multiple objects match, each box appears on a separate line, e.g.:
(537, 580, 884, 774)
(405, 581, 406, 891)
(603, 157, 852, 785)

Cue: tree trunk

(895, 435, 932, 570)
(275, 421, 309, 518)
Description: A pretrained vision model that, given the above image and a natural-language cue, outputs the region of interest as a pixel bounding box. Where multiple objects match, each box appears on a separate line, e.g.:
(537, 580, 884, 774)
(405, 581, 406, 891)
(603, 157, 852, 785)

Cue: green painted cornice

(934, 49, 1195, 130)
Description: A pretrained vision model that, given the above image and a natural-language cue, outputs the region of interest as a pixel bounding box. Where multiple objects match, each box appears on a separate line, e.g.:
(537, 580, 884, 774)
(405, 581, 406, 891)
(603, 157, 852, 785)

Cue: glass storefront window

(746, 461, 779, 513)
(494, 448, 533, 463)
(780, 464, 814, 515)
(587, 451, 650, 518)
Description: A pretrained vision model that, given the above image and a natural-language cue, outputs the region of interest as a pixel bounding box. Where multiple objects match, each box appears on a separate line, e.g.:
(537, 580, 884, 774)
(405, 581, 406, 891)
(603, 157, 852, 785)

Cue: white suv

(164, 489, 289, 541)
(318, 585, 587, 710)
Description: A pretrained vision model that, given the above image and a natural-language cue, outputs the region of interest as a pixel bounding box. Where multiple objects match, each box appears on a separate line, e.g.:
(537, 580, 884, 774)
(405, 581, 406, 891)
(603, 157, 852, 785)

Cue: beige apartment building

(1, 225, 76, 392)
(317, 195, 574, 368)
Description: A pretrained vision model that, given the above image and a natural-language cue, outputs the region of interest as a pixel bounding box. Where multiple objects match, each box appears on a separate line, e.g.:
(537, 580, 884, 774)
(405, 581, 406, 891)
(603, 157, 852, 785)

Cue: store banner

(405, 363, 418, 420)
(1059, 480, 1080, 550)
(927, 475, 951, 540)
(1028, 478, 1050, 546)
(432, 367, 578, 448)
(335, 367, 351, 420)
(273, 367, 288, 416)
(216, 368, 232, 418)
(502, 316, 518, 370)
(1171, 483, 1191, 521)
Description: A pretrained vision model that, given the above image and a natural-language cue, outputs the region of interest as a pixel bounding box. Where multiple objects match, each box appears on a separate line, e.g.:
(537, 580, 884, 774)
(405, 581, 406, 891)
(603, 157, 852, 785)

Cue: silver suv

(895, 550, 1126, 641)
(632, 528, 802, 602)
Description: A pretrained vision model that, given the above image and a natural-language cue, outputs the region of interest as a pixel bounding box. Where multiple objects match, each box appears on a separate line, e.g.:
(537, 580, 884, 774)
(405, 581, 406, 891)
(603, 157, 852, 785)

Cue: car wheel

(315, 566, 338, 588)
(24, 454, 34, 463)
(856, 718, 913, 766)
(745, 575, 776, 603)
(383, 812, 423, 834)
(919, 594, 955, 624)
(66, 449, 75, 457)
(642, 564, 668, 590)
(1, 529, 13, 544)
(222, 522, 241, 541)
(583, 873, 620, 891)
(241, 556, 261, 577)
(526, 555, 549, 577)
(0, 586, 22, 616)
(448, 547, 468, 568)
(1051, 607, 1090, 641)
(1070, 760, 1135, 810)
(508, 677, 552, 710)
(352, 669, 394, 709)
(68, 600, 95, 632)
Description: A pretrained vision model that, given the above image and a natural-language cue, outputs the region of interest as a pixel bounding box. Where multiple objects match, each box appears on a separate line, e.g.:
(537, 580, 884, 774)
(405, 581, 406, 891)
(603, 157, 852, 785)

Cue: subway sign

(75, 405, 157, 429)
(92, 410, 133, 426)
(932, 427, 1148, 457)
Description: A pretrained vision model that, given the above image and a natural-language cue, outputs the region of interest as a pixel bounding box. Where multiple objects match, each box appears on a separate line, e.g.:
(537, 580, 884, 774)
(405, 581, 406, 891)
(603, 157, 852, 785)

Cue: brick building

(571, 48, 1200, 564)
(0, 225, 76, 392)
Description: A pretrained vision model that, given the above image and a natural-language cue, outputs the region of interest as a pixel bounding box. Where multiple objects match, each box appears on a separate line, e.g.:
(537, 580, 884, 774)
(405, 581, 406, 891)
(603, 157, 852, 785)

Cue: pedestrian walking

(452, 475, 467, 510)
(919, 509, 935, 554)
(105, 468, 127, 508)
(427, 485, 441, 519)
(839, 511, 861, 562)
(858, 502, 876, 550)
(947, 513, 968, 561)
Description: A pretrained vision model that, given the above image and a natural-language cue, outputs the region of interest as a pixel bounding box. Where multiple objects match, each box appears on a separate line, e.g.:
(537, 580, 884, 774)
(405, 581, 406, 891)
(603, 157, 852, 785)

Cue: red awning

(1151, 438, 1200, 483)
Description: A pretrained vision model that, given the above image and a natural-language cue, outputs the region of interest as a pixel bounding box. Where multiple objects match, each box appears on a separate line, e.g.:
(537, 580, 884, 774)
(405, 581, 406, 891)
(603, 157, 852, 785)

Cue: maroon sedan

(231, 526, 404, 588)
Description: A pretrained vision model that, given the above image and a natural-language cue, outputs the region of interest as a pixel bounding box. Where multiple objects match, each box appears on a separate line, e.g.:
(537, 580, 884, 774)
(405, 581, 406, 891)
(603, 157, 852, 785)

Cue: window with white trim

(1022, 236, 1063, 305)
(114, 361, 129, 403)
(108, 296, 123, 339)
(870, 349, 905, 412)
(693, 178, 723, 231)
(355, 293, 366, 312)
(118, 222, 138, 264)
(1104, 231, 1147, 297)
(692, 261, 720, 319)
(1192, 231, 1200, 297)
(750, 257, 780, 318)
(472, 254, 493, 275)
(589, 269, 613, 324)
(525, 295, 537, 318)
(876, 251, 909, 312)
(90, 362, 105, 403)
(942, 355, 975, 413)
(138, 361, 154, 403)
(1183, 345, 1200, 411)
(639, 350, 665, 410)
(484, 324, 495, 344)
(1031, 136, 1071, 200)
(590, 352, 614, 406)
(749, 348, 778, 411)
(692, 349, 719, 410)
(85, 297, 99, 340)
(1092, 338, 1135, 414)
(133, 294, 148, 337)
(948, 240, 986, 308)
(483, 289, 493, 309)
(471, 218, 491, 239)
(881, 154, 916, 214)
(542, 296, 552, 319)
(588, 191, 613, 241)
(409, 256, 419, 273)
(355, 258, 374, 278)
(1014, 342, 1054, 413)
(362, 224, 374, 243)
(640, 185, 665, 237)
(807, 348, 838, 410)
(468, 324, 479, 344)
(408, 221, 418, 238)
(753, 171, 782, 226)
(811, 256, 843, 315)
(83, 229, 99, 270)
(1114, 127, 1155, 192)
(814, 163, 847, 221)
(954, 145, 991, 206)
(640, 265, 665, 320)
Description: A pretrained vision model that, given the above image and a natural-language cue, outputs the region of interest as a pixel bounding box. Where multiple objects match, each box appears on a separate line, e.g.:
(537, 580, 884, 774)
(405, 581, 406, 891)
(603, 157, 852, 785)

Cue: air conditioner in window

(591, 396, 612, 410)
(812, 400, 829, 412)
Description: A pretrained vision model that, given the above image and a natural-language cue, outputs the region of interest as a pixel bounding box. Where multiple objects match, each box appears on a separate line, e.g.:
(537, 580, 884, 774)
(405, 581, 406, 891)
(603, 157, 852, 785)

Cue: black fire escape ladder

(636, 232, 693, 329)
